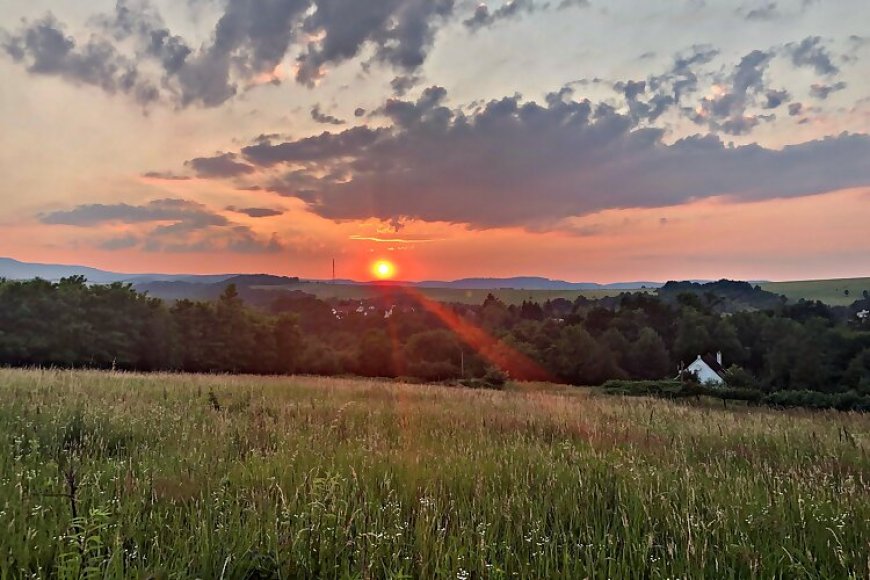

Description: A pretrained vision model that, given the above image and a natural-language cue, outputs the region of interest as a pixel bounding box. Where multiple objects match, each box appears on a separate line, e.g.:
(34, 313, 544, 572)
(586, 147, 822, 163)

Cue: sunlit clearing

(372, 259, 396, 280)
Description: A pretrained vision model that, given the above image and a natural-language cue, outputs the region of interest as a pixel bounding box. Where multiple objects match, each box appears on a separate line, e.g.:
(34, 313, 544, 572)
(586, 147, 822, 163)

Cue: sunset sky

(1, 0, 868, 282)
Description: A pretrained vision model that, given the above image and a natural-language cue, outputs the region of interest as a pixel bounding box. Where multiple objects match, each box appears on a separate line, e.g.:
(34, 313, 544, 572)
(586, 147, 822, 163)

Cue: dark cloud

(193, 87, 870, 230)
(242, 126, 384, 166)
(311, 105, 345, 125)
(649, 44, 719, 104)
(41, 198, 228, 227)
(98, 234, 140, 251)
(463, 0, 588, 31)
(788, 102, 803, 116)
(186, 153, 256, 178)
(142, 171, 192, 181)
(1, 13, 159, 106)
(2, 0, 458, 107)
(463, 0, 537, 31)
(788, 36, 839, 76)
(41, 198, 281, 253)
(763, 88, 790, 109)
(354, 107, 367, 117)
(295, 0, 455, 86)
(226, 206, 285, 218)
(809, 81, 847, 99)
(740, 2, 780, 21)
(391, 74, 421, 96)
(690, 49, 778, 134)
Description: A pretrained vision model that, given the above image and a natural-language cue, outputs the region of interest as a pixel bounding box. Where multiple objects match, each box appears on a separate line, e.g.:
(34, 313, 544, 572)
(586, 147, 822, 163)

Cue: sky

(1, 0, 868, 283)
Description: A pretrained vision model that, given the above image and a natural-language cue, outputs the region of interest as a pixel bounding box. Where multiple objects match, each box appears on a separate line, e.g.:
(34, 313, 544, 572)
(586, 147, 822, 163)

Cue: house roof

(699, 353, 725, 376)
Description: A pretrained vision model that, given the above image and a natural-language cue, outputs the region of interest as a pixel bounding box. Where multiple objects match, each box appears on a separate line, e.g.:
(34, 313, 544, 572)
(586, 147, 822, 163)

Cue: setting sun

(372, 259, 396, 280)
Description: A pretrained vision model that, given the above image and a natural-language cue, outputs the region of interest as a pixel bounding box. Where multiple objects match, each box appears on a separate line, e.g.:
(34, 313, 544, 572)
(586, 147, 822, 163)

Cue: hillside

(761, 277, 870, 306)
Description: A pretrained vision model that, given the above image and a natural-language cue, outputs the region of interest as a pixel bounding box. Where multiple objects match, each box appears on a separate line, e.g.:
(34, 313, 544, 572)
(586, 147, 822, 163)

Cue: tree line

(0, 276, 868, 394)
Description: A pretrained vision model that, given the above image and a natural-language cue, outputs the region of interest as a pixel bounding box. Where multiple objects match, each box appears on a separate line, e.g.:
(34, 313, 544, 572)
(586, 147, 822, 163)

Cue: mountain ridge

(0, 257, 665, 290)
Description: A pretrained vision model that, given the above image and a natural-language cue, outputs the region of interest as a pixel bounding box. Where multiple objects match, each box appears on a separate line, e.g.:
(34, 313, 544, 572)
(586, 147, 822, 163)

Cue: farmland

(0, 369, 867, 578)
(761, 277, 870, 307)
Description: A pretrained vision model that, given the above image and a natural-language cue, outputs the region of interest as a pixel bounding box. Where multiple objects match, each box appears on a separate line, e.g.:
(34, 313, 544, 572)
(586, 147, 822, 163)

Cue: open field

(0, 369, 867, 578)
(256, 282, 654, 305)
(761, 277, 870, 307)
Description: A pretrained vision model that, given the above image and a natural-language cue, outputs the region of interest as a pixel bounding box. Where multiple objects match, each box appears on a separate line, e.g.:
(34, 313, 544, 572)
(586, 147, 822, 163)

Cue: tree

(356, 329, 395, 377)
(626, 328, 672, 380)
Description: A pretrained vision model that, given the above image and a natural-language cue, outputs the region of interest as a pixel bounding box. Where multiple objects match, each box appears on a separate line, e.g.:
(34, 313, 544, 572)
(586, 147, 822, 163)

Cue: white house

(685, 352, 726, 387)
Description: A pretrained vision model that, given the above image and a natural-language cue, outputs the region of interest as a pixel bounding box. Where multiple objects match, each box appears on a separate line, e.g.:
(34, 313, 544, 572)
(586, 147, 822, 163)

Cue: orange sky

(3, 187, 867, 283)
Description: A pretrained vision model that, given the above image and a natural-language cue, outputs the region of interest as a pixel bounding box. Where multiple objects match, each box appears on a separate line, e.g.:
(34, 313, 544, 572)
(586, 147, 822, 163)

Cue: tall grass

(0, 368, 867, 578)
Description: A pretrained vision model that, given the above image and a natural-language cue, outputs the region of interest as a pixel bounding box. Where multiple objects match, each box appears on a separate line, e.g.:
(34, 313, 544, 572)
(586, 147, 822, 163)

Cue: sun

(372, 259, 396, 280)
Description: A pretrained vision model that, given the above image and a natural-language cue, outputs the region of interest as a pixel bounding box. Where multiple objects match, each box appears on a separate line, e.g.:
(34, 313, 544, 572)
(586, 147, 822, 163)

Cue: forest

(0, 276, 868, 397)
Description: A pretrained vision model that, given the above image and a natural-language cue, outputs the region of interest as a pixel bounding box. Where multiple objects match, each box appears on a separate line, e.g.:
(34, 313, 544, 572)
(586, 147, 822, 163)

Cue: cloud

(2, 0, 459, 107)
(41, 198, 281, 253)
(241, 126, 385, 166)
(740, 2, 780, 21)
(688, 49, 782, 134)
(142, 171, 192, 181)
(186, 153, 255, 178)
(189, 87, 870, 230)
(294, 0, 455, 86)
(787, 36, 839, 76)
(763, 88, 790, 109)
(809, 81, 847, 99)
(391, 74, 421, 96)
(1, 13, 159, 106)
(311, 105, 345, 125)
(463, 0, 588, 31)
(463, 0, 537, 31)
(226, 206, 285, 218)
(40, 198, 227, 227)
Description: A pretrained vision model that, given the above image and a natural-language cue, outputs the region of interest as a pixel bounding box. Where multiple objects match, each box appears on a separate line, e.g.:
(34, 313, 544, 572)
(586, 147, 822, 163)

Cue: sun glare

(372, 259, 396, 280)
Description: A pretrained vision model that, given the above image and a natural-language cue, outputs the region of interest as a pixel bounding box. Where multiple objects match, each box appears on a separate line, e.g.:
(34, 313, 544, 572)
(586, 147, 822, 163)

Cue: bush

(599, 381, 870, 412)
(763, 390, 870, 412)
(460, 367, 509, 390)
(601, 380, 696, 399)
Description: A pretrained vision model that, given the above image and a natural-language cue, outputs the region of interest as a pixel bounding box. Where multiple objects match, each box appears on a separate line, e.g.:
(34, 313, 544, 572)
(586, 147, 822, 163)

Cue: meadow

(760, 277, 870, 307)
(0, 369, 867, 579)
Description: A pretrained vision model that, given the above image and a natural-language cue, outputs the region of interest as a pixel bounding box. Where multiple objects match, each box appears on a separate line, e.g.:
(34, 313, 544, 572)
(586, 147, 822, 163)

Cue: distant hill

(412, 277, 663, 290)
(0, 257, 233, 284)
(0, 257, 661, 291)
(0, 257, 128, 284)
(4, 256, 866, 307)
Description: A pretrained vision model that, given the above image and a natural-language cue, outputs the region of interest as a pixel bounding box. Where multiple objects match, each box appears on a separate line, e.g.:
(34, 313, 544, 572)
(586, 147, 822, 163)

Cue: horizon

(3, 254, 867, 286)
(2, 1, 869, 282)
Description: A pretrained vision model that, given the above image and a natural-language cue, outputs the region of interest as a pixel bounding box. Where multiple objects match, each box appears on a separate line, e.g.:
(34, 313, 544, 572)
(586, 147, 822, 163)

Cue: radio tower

(332, 258, 335, 284)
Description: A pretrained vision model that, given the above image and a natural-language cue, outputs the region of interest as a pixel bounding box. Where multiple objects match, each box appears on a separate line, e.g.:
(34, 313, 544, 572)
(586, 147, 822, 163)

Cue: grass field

(761, 278, 870, 307)
(0, 369, 867, 578)
(258, 282, 653, 305)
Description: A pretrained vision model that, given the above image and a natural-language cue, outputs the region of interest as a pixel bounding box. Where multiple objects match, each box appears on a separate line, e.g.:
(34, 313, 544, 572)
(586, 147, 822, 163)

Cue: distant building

(685, 352, 727, 386)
